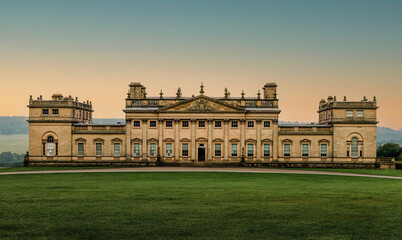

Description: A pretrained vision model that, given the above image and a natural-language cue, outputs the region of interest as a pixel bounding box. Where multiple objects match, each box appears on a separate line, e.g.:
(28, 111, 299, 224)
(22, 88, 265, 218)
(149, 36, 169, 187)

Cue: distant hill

(0, 117, 401, 146)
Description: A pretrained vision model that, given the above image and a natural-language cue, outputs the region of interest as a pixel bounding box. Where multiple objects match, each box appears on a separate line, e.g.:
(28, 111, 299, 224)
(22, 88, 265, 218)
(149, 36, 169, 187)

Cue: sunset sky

(1, 0, 401, 129)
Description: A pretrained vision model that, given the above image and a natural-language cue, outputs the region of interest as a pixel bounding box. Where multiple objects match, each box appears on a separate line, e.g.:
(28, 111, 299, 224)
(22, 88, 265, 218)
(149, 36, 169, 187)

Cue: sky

(0, 0, 401, 129)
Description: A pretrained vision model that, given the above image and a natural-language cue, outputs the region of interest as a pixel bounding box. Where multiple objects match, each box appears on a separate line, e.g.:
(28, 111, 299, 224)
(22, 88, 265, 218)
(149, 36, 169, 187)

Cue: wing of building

(26, 82, 378, 167)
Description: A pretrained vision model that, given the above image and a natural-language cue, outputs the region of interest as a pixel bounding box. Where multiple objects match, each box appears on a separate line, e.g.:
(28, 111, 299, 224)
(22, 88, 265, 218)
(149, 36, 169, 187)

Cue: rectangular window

(150, 143, 156, 157)
(52, 109, 59, 115)
(42, 109, 49, 115)
(78, 143, 84, 156)
(302, 144, 309, 157)
(96, 143, 102, 156)
(231, 144, 238, 157)
(264, 144, 270, 157)
(215, 143, 221, 157)
(198, 121, 205, 128)
(182, 120, 189, 128)
(247, 144, 254, 157)
(263, 121, 271, 128)
(247, 121, 254, 128)
(215, 121, 222, 128)
(356, 110, 364, 117)
(133, 143, 140, 157)
(149, 121, 157, 128)
(284, 144, 290, 157)
(133, 121, 141, 127)
(346, 110, 354, 118)
(46, 143, 55, 157)
(166, 143, 172, 157)
(231, 121, 238, 128)
(165, 120, 173, 128)
(321, 144, 327, 157)
(114, 143, 120, 157)
(182, 143, 189, 157)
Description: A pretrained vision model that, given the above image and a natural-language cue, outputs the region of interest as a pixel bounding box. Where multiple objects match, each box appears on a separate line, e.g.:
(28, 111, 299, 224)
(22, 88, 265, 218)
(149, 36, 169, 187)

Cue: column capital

(190, 119, 197, 123)
(223, 119, 230, 123)
(256, 119, 262, 123)
(240, 119, 247, 122)
(272, 119, 278, 123)
(142, 119, 148, 123)
(207, 119, 214, 123)
(158, 119, 164, 123)
(174, 119, 181, 123)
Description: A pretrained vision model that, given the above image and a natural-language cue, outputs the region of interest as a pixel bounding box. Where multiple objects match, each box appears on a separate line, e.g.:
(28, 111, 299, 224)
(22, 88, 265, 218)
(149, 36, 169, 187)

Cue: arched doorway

(198, 144, 206, 161)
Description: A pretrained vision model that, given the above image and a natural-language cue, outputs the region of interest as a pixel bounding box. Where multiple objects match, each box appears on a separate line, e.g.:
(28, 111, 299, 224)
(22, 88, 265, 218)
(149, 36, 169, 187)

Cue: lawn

(0, 172, 401, 239)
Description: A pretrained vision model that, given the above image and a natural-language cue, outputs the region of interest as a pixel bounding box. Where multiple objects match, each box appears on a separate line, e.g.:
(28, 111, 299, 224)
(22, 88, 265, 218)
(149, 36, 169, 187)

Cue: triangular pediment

(158, 95, 246, 113)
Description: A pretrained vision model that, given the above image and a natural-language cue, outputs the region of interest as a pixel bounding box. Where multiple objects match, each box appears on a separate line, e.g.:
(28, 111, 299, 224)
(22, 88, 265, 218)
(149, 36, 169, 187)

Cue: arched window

(351, 137, 358, 157)
(46, 136, 55, 156)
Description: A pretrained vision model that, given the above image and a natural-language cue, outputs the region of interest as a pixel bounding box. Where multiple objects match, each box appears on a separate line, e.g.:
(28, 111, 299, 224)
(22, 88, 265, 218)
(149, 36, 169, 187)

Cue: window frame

(263, 121, 271, 128)
(215, 143, 222, 157)
(198, 121, 206, 128)
(165, 143, 173, 157)
(320, 144, 327, 158)
(247, 144, 254, 157)
(182, 143, 189, 157)
(42, 109, 49, 115)
(95, 142, 103, 157)
(149, 120, 157, 128)
(302, 144, 309, 157)
(133, 143, 141, 157)
(284, 144, 291, 157)
(247, 121, 254, 128)
(133, 121, 141, 128)
(231, 144, 238, 157)
(214, 121, 222, 128)
(52, 109, 59, 115)
(77, 143, 85, 157)
(346, 110, 354, 118)
(165, 120, 173, 128)
(113, 143, 121, 157)
(356, 110, 364, 118)
(149, 143, 157, 157)
(231, 121, 238, 128)
(263, 143, 270, 157)
(182, 120, 189, 128)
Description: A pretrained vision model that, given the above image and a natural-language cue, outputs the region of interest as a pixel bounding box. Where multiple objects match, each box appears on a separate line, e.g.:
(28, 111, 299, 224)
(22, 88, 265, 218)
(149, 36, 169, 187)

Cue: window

(321, 144, 327, 157)
(356, 110, 364, 117)
(215, 143, 221, 157)
(149, 121, 157, 128)
(182, 143, 189, 157)
(46, 136, 55, 157)
(264, 144, 270, 157)
(182, 121, 189, 128)
(247, 121, 254, 128)
(284, 144, 290, 157)
(96, 143, 102, 156)
(198, 121, 205, 128)
(351, 137, 358, 157)
(166, 143, 172, 157)
(114, 143, 121, 157)
(231, 144, 237, 157)
(215, 121, 222, 128)
(302, 144, 309, 157)
(231, 121, 238, 128)
(263, 121, 271, 128)
(133, 121, 141, 127)
(133, 143, 140, 157)
(165, 120, 173, 128)
(52, 109, 59, 115)
(346, 110, 354, 118)
(78, 143, 84, 156)
(150, 143, 156, 157)
(247, 144, 254, 157)
(42, 109, 49, 115)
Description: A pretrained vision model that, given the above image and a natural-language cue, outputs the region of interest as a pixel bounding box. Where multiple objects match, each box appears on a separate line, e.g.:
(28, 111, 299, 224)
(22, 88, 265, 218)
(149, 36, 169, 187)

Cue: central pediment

(158, 95, 246, 113)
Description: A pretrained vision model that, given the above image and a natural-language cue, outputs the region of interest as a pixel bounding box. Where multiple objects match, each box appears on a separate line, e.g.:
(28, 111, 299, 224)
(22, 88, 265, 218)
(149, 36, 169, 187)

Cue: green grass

(299, 168, 402, 177)
(0, 172, 401, 239)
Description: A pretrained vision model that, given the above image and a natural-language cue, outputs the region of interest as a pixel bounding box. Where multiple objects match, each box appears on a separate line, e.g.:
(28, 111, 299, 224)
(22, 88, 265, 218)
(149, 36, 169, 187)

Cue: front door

(198, 144, 205, 161)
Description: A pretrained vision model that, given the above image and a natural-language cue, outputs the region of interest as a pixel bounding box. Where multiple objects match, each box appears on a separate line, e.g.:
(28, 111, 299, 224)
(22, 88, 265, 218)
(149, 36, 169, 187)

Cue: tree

(377, 143, 402, 159)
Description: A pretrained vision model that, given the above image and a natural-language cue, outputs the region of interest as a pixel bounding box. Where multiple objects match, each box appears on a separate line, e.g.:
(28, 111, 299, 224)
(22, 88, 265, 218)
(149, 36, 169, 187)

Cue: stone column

(142, 119, 148, 161)
(224, 119, 229, 161)
(207, 119, 213, 161)
(158, 119, 163, 160)
(191, 119, 196, 161)
(126, 120, 132, 160)
(240, 119, 245, 158)
(256, 119, 262, 160)
(174, 119, 180, 161)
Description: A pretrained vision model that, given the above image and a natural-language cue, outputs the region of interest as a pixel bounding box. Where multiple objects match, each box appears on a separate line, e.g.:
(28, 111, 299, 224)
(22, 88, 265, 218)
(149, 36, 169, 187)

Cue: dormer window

(346, 110, 353, 118)
(356, 110, 364, 117)
(42, 109, 49, 115)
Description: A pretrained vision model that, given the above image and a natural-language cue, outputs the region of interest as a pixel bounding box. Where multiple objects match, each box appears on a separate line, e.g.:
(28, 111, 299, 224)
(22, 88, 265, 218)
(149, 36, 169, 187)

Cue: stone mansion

(26, 82, 378, 167)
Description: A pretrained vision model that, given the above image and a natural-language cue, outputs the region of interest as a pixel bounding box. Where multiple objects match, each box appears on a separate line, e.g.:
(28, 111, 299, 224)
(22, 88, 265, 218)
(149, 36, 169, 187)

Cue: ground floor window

(78, 143, 84, 156)
(284, 144, 290, 157)
(182, 143, 189, 157)
(114, 143, 121, 157)
(133, 143, 140, 157)
(96, 143, 102, 156)
(150, 143, 157, 157)
(351, 137, 359, 157)
(231, 144, 237, 157)
(46, 136, 55, 156)
(321, 144, 327, 157)
(302, 144, 309, 157)
(263, 144, 270, 157)
(166, 143, 172, 157)
(215, 143, 222, 157)
(247, 144, 254, 157)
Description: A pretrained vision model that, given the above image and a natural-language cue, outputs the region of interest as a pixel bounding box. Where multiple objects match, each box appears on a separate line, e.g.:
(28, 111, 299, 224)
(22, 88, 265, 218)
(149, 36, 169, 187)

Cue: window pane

(133, 121, 140, 127)
(321, 144, 327, 157)
(247, 144, 254, 157)
(42, 109, 49, 115)
(302, 144, 309, 157)
(114, 143, 120, 156)
(351, 137, 358, 157)
(215, 143, 221, 157)
(182, 143, 189, 156)
(182, 121, 189, 128)
(356, 110, 364, 117)
(215, 121, 222, 128)
(264, 144, 270, 157)
(166, 121, 173, 127)
(231, 144, 237, 157)
(134, 143, 140, 157)
(247, 121, 254, 128)
(284, 144, 290, 157)
(346, 110, 354, 117)
(52, 109, 59, 115)
(166, 143, 172, 157)
(231, 121, 238, 128)
(46, 143, 54, 156)
(263, 121, 270, 128)
(150, 121, 156, 127)
(150, 143, 156, 157)
(78, 143, 84, 156)
(198, 121, 205, 127)
(96, 143, 102, 156)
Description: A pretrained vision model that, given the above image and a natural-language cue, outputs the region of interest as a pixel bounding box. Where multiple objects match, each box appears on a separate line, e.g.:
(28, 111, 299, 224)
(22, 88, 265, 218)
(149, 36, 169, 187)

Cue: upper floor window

(346, 110, 354, 118)
(42, 109, 49, 115)
(284, 144, 290, 157)
(52, 109, 59, 115)
(302, 144, 309, 157)
(263, 121, 271, 128)
(215, 121, 222, 128)
(215, 143, 221, 157)
(182, 120, 189, 128)
(165, 120, 173, 128)
(133, 121, 141, 127)
(231, 121, 238, 128)
(321, 144, 327, 157)
(149, 121, 157, 128)
(264, 144, 270, 157)
(198, 121, 205, 128)
(356, 110, 364, 117)
(247, 121, 254, 128)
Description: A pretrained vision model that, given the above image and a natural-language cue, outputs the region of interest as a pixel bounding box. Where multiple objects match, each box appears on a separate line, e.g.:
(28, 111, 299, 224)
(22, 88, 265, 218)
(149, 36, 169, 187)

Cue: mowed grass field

(1, 172, 402, 239)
